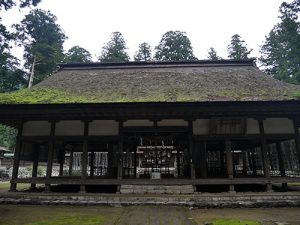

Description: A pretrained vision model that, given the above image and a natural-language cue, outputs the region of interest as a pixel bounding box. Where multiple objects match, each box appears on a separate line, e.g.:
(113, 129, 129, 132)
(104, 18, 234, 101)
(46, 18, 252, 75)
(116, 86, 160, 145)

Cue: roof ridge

(58, 59, 256, 70)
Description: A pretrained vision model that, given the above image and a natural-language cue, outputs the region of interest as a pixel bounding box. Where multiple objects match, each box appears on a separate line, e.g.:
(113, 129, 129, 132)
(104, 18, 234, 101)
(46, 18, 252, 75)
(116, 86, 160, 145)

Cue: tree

(207, 47, 221, 60)
(99, 32, 130, 63)
(0, 125, 16, 150)
(134, 42, 152, 61)
(64, 46, 93, 63)
(227, 34, 252, 60)
(0, 0, 41, 92)
(154, 31, 197, 61)
(0, 0, 40, 11)
(260, 0, 300, 83)
(13, 9, 66, 87)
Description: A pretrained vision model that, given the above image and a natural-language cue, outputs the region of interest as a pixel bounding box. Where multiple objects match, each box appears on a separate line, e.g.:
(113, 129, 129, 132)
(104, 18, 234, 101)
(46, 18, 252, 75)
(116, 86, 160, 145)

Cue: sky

(1, 0, 293, 61)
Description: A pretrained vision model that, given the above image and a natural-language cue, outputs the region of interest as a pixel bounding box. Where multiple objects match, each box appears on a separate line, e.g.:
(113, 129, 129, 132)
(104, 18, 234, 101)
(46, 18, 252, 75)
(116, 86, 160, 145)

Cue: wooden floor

(11, 176, 300, 186)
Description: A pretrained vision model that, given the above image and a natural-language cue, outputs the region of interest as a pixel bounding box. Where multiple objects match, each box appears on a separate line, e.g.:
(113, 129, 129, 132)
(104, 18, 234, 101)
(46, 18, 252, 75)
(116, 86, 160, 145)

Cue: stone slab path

(116, 206, 196, 225)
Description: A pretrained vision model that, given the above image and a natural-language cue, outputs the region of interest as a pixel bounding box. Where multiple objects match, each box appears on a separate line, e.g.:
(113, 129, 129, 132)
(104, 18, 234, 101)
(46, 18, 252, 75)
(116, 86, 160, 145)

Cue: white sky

(1, 0, 292, 61)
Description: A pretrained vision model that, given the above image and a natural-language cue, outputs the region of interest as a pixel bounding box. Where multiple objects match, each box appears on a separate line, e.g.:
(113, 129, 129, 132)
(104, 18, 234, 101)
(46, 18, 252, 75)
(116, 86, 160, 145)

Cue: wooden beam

(45, 121, 56, 192)
(30, 143, 40, 190)
(293, 119, 300, 169)
(10, 122, 23, 192)
(199, 141, 207, 178)
(117, 121, 123, 180)
(225, 140, 235, 193)
(188, 120, 196, 179)
(80, 121, 89, 193)
(258, 119, 272, 192)
(69, 150, 73, 176)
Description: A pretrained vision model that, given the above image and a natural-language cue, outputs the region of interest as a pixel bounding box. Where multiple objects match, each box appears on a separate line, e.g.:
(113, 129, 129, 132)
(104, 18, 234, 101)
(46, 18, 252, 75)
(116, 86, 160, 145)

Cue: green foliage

(13, 9, 66, 85)
(211, 218, 261, 225)
(64, 45, 93, 63)
(99, 32, 130, 63)
(0, 0, 41, 11)
(0, 124, 16, 150)
(227, 34, 252, 60)
(260, 0, 300, 83)
(207, 47, 221, 60)
(154, 31, 197, 61)
(134, 42, 152, 61)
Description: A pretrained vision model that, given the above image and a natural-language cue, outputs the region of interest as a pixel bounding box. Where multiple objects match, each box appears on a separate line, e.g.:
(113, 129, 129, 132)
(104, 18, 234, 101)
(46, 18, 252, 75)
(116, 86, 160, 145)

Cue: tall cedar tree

(0, 0, 41, 150)
(134, 42, 152, 61)
(14, 9, 66, 86)
(99, 32, 130, 62)
(154, 31, 197, 61)
(64, 46, 93, 63)
(260, 0, 300, 83)
(227, 34, 252, 60)
(207, 47, 221, 60)
(0, 1, 41, 92)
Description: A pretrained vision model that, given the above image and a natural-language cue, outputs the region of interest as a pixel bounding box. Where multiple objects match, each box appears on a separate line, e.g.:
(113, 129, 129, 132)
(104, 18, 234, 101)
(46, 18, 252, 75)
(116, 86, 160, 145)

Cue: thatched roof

(1, 60, 300, 104)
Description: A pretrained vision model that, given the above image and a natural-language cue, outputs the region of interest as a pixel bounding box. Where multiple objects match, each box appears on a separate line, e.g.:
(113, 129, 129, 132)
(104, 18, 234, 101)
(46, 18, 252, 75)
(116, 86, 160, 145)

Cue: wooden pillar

(225, 140, 235, 193)
(117, 121, 123, 180)
(59, 147, 65, 177)
(30, 143, 40, 190)
(276, 142, 287, 190)
(10, 122, 23, 192)
(293, 119, 300, 169)
(242, 150, 247, 176)
(133, 147, 137, 178)
(90, 151, 95, 177)
(199, 141, 207, 178)
(80, 121, 89, 193)
(69, 150, 73, 176)
(220, 148, 225, 174)
(258, 119, 272, 192)
(45, 121, 56, 192)
(250, 149, 257, 176)
(188, 120, 196, 179)
(176, 147, 181, 177)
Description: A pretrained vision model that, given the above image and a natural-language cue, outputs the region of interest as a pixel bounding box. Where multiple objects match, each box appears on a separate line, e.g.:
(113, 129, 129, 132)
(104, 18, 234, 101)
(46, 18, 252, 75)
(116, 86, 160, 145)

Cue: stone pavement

(116, 206, 196, 225)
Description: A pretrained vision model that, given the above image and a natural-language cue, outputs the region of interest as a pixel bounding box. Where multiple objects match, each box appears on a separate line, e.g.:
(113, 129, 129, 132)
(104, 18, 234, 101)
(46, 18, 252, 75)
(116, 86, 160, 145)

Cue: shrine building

(0, 59, 300, 194)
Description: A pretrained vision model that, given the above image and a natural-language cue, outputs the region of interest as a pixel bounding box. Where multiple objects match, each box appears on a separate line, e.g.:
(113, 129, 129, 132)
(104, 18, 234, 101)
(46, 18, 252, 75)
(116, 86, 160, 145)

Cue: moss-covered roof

(0, 60, 300, 104)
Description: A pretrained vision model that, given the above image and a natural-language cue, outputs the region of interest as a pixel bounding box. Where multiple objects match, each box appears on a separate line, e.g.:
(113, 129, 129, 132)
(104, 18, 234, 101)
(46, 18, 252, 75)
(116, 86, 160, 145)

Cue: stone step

(120, 184, 194, 194)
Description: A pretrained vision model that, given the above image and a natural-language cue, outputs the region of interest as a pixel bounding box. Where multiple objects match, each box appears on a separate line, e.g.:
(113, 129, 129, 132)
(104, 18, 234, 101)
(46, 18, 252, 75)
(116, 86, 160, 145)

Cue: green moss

(211, 218, 261, 225)
(0, 88, 91, 104)
(0, 86, 297, 104)
(25, 213, 105, 225)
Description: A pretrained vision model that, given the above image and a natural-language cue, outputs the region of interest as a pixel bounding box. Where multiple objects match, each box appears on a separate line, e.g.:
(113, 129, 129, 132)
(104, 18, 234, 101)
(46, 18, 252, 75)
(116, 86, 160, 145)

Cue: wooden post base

(30, 184, 37, 191)
(44, 184, 51, 193)
(266, 183, 273, 192)
(9, 183, 17, 192)
(79, 185, 86, 193)
(228, 184, 236, 194)
(282, 183, 288, 191)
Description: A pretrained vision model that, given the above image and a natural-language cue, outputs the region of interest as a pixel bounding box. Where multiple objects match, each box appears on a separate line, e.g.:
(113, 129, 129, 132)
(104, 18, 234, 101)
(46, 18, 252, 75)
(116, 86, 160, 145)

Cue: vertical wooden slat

(10, 121, 23, 192)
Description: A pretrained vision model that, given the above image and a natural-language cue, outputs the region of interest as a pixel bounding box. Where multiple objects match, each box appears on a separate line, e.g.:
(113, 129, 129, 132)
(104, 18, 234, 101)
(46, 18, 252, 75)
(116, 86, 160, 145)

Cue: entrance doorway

(123, 133, 189, 179)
